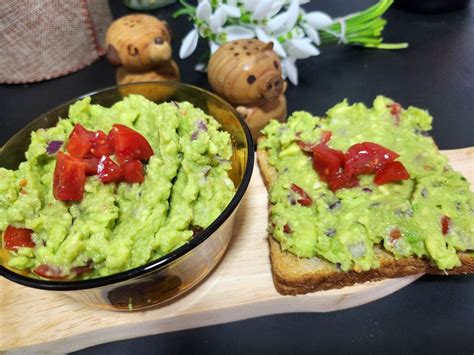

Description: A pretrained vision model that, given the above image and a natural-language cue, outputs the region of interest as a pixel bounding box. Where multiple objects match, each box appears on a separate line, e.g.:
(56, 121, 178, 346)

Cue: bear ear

(162, 20, 172, 42)
(106, 44, 122, 66)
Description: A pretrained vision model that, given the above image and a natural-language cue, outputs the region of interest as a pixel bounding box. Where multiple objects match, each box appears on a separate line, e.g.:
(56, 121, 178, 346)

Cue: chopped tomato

(290, 183, 313, 206)
(296, 140, 316, 153)
(66, 124, 95, 158)
(312, 143, 345, 179)
(283, 224, 292, 234)
(3, 225, 35, 250)
(110, 124, 154, 164)
(345, 142, 399, 176)
(122, 160, 145, 183)
(441, 215, 450, 235)
(326, 172, 359, 192)
(97, 156, 122, 183)
(83, 157, 100, 176)
(373, 161, 410, 185)
(72, 260, 93, 276)
(33, 264, 66, 280)
(320, 130, 332, 144)
(53, 152, 87, 201)
(295, 131, 333, 153)
(90, 130, 114, 158)
(390, 228, 402, 242)
(388, 103, 402, 124)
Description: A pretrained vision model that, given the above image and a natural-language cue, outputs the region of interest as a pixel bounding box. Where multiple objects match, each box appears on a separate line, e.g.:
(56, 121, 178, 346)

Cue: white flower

(209, 40, 220, 54)
(302, 24, 320, 45)
(282, 57, 298, 85)
(225, 26, 255, 42)
(210, 7, 227, 33)
(267, 0, 299, 34)
(285, 38, 320, 59)
(179, 27, 199, 59)
(221, 4, 241, 18)
(196, 0, 212, 23)
(306, 11, 333, 29)
(252, 0, 273, 21)
(242, 0, 258, 12)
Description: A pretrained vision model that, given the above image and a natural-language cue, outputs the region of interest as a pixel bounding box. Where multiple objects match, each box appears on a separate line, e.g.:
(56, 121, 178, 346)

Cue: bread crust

(257, 137, 474, 295)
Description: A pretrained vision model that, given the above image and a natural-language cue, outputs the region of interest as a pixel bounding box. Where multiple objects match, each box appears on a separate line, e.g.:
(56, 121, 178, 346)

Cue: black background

(1, 1, 473, 354)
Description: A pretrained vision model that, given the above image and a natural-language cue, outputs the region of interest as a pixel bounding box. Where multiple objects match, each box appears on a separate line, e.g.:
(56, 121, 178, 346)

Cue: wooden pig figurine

(208, 39, 287, 141)
(106, 14, 180, 85)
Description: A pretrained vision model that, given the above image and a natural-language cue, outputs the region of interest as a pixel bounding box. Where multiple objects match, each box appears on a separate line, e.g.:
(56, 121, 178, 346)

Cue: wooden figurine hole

(234, 52, 239, 56)
(273, 61, 279, 70)
(246, 52, 251, 56)
(243, 46, 248, 50)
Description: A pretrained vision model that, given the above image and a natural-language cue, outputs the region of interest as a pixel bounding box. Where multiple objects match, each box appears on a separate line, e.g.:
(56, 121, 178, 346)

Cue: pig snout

(260, 74, 284, 101)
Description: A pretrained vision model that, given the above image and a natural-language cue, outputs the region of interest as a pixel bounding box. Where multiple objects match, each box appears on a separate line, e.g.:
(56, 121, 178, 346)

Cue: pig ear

(107, 44, 122, 66)
(262, 42, 274, 52)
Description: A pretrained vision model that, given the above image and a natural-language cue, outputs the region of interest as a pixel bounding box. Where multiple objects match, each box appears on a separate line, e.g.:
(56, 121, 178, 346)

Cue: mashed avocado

(0, 95, 235, 278)
(260, 96, 473, 272)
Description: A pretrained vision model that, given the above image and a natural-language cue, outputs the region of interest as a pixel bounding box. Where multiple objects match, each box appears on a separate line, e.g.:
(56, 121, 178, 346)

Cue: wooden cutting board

(1, 148, 473, 353)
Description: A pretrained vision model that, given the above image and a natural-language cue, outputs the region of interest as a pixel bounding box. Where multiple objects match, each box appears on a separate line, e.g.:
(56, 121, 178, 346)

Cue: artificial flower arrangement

(175, 0, 407, 85)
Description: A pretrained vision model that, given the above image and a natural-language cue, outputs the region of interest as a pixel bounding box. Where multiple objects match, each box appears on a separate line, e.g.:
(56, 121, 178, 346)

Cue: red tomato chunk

(3, 225, 35, 250)
(122, 160, 145, 183)
(53, 152, 87, 201)
(290, 183, 313, 206)
(373, 161, 410, 185)
(97, 156, 122, 184)
(66, 124, 95, 158)
(110, 124, 154, 164)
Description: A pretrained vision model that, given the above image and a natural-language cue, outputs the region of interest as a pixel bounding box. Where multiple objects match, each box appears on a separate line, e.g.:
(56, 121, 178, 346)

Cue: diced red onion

(46, 140, 63, 155)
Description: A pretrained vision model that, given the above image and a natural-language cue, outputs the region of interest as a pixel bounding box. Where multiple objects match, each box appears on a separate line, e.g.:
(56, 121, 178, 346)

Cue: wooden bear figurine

(208, 39, 287, 141)
(106, 14, 180, 86)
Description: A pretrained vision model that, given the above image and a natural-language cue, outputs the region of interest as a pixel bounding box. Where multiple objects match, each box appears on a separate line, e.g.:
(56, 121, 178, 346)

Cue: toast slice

(258, 139, 474, 295)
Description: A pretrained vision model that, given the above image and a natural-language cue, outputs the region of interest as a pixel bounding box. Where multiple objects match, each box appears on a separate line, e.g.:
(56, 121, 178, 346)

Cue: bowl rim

(0, 81, 254, 291)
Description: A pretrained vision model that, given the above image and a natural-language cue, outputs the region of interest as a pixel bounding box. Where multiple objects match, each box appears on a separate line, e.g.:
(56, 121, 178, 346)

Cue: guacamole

(0, 95, 235, 279)
(260, 96, 473, 272)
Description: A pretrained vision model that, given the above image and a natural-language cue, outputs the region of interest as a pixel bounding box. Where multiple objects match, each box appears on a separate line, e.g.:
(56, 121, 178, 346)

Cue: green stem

(319, 0, 408, 49)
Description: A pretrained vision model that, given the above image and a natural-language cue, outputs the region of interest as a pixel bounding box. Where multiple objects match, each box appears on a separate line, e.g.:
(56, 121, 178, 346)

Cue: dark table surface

(1, 1, 473, 354)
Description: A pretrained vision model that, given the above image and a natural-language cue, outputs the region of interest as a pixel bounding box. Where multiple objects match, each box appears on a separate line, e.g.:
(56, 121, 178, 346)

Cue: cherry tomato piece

(97, 156, 122, 184)
(53, 152, 87, 201)
(33, 264, 66, 280)
(320, 130, 332, 144)
(373, 161, 410, 185)
(441, 215, 450, 235)
(90, 130, 114, 158)
(3, 225, 35, 250)
(122, 160, 145, 184)
(66, 124, 95, 159)
(83, 157, 100, 176)
(326, 172, 359, 192)
(291, 183, 313, 206)
(345, 142, 399, 176)
(110, 124, 154, 164)
(312, 143, 345, 179)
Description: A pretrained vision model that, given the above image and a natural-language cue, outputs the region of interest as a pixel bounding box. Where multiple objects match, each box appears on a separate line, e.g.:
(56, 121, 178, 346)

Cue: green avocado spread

(260, 96, 473, 271)
(0, 95, 235, 278)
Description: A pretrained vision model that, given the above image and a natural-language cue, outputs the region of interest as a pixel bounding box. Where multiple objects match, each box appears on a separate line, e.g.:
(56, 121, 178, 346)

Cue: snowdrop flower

(175, 0, 403, 85)
(179, 27, 199, 59)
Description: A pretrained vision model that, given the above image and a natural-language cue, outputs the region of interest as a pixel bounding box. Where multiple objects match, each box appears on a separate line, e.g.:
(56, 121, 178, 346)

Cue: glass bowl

(0, 82, 254, 311)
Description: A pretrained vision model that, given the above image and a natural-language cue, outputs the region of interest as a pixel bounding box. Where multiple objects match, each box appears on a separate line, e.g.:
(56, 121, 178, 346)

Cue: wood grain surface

(1, 148, 472, 353)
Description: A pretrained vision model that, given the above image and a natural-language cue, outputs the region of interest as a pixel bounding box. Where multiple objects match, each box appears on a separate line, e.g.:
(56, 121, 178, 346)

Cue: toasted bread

(257, 138, 474, 295)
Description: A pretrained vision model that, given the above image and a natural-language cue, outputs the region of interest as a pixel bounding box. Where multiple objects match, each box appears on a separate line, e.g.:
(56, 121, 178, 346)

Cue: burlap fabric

(0, 0, 113, 84)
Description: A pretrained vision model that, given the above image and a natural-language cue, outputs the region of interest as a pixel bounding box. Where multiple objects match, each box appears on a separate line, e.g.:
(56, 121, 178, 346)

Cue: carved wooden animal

(106, 14, 180, 93)
(208, 39, 287, 140)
